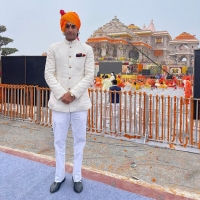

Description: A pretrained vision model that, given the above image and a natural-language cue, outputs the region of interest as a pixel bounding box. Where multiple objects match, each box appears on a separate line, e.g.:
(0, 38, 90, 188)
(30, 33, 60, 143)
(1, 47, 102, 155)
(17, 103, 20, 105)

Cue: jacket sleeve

(70, 46, 94, 99)
(44, 46, 66, 99)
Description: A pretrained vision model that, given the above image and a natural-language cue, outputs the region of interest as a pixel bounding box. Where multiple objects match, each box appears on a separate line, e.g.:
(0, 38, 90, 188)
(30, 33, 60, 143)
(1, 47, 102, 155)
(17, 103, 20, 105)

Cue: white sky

(0, 0, 199, 55)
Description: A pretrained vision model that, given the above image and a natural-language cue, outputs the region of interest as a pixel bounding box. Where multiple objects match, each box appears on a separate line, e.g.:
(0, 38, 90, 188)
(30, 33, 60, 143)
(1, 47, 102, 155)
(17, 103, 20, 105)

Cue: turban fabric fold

(60, 10, 81, 32)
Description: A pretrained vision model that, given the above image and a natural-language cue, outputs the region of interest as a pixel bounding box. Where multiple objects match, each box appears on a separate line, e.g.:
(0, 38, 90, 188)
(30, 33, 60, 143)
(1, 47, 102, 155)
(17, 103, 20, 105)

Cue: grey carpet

(0, 151, 152, 200)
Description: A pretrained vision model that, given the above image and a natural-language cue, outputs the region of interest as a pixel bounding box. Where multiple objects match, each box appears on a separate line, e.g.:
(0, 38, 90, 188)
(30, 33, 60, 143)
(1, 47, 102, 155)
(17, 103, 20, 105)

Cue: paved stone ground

(0, 117, 200, 198)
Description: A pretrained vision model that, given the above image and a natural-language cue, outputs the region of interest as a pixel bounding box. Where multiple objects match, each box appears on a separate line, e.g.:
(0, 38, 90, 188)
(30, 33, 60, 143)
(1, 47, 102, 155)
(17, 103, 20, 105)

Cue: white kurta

(45, 39, 94, 182)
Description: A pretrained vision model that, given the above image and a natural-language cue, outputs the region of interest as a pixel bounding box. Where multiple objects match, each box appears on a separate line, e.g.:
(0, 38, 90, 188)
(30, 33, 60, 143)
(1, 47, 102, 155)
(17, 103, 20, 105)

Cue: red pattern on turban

(60, 10, 81, 32)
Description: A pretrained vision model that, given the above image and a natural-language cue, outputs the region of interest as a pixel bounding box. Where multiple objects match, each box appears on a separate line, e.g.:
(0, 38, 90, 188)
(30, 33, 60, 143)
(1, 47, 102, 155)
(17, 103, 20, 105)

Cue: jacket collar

(64, 39, 79, 45)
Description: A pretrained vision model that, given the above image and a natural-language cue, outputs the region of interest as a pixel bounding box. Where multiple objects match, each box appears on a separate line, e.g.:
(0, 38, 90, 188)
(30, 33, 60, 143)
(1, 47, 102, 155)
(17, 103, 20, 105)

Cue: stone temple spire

(148, 20, 156, 32)
(142, 24, 148, 30)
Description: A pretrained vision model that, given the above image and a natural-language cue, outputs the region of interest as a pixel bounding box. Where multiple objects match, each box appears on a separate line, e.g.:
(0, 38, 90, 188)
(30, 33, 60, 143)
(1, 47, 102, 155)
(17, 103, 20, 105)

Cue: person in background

(102, 74, 106, 79)
(109, 79, 121, 131)
(116, 73, 121, 86)
(110, 72, 116, 81)
(109, 79, 121, 103)
(132, 82, 140, 91)
(183, 78, 192, 104)
(102, 75, 112, 91)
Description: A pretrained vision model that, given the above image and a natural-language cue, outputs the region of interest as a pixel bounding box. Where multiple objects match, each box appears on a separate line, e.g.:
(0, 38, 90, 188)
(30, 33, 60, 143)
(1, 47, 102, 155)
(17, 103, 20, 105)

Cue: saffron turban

(60, 10, 81, 32)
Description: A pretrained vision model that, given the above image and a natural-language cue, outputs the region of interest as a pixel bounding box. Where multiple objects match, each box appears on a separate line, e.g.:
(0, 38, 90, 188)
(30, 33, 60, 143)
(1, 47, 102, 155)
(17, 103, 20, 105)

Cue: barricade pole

(19, 86, 22, 119)
(155, 95, 159, 140)
(87, 89, 91, 131)
(28, 86, 31, 120)
(188, 98, 192, 145)
(176, 96, 179, 144)
(129, 91, 133, 135)
(91, 89, 95, 132)
(33, 87, 36, 122)
(24, 86, 28, 120)
(138, 92, 142, 136)
(45, 88, 49, 126)
(99, 89, 103, 132)
(0, 85, 3, 114)
(194, 99, 198, 147)
(171, 96, 177, 143)
(7, 85, 10, 117)
(30, 86, 34, 121)
(103, 89, 107, 134)
(119, 91, 122, 134)
(167, 96, 170, 142)
(14, 86, 18, 119)
(41, 88, 44, 125)
(95, 89, 98, 133)
(0, 86, 2, 114)
(16, 86, 19, 119)
(124, 91, 127, 134)
(10, 86, 13, 119)
(109, 90, 112, 133)
(190, 98, 200, 148)
(143, 92, 146, 137)
(114, 90, 117, 134)
(134, 91, 138, 135)
(149, 94, 152, 138)
(36, 86, 41, 124)
(13, 85, 15, 119)
(22, 86, 26, 120)
(179, 97, 183, 143)
(4, 85, 6, 117)
(49, 109, 52, 128)
(144, 93, 149, 143)
(184, 97, 189, 147)
(161, 95, 164, 140)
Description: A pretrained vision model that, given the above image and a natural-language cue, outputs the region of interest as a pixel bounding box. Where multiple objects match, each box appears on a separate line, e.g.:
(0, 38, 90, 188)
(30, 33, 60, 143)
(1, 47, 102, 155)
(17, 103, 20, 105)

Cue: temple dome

(148, 20, 155, 32)
(128, 24, 141, 30)
(174, 32, 197, 40)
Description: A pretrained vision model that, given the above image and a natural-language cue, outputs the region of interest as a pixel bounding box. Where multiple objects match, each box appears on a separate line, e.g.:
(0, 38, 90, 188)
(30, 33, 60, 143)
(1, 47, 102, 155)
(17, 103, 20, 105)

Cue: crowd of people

(93, 72, 193, 100)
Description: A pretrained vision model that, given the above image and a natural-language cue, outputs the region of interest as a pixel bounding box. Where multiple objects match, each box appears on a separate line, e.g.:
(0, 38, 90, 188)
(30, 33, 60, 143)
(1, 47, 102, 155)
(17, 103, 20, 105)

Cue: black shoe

(50, 178, 66, 193)
(72, 177, 83, 193)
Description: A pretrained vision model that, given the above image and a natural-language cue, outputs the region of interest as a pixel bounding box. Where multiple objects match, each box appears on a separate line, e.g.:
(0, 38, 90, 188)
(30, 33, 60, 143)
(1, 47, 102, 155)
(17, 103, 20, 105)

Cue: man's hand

(61, 92, 75, 104)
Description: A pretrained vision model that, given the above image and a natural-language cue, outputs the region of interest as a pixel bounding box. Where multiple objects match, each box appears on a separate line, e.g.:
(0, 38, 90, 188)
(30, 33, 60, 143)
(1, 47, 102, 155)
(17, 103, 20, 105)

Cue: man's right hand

(61, 92, 75, 104)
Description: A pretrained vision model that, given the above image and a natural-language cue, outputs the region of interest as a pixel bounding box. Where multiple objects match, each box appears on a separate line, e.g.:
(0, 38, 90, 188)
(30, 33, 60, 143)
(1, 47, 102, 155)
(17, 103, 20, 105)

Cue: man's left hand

(61, 92, 75, 104)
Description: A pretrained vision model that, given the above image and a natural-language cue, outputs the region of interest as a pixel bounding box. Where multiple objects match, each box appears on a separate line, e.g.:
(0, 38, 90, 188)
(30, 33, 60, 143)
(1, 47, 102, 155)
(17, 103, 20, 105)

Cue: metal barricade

(0, 84, 199, 152)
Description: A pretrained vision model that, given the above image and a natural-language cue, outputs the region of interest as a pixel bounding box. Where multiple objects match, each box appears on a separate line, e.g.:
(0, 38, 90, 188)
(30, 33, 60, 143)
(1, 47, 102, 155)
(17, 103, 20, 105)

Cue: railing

(0, 84, 199, 152)
(0, 85, 51, 126)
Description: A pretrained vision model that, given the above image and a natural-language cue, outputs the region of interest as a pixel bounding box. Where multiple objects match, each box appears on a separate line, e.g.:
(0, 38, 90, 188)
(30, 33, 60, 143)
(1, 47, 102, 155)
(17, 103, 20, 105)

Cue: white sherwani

(45, 39, 94, 112)
(45, 39, 94, 183)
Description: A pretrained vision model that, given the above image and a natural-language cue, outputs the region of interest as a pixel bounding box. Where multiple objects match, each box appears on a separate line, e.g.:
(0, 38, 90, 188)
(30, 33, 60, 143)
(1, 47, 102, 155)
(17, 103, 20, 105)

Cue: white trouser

(52, 110, 87, 182)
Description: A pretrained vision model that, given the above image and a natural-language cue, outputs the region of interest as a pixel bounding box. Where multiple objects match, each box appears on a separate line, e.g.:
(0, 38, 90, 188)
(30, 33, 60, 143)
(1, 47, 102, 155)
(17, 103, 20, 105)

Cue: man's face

(64, 22, 79, 41)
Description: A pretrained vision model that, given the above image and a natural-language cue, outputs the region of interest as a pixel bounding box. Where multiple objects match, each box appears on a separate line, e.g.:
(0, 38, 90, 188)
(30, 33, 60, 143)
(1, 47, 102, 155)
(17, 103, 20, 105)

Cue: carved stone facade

(86, 17, 199, 68)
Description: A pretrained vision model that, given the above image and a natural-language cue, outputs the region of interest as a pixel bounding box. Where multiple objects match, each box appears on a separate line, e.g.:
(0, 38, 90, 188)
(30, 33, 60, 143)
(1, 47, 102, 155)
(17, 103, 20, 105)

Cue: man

(102, 75, 112, 91)
(183, 78, 192, 104)
(45, 10, 94, 194)
(109, 80, 121, 131)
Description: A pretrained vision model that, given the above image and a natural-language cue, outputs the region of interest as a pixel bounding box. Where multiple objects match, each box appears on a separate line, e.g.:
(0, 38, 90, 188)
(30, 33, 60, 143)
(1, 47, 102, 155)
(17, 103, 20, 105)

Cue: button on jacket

(45, 39, 94, 112)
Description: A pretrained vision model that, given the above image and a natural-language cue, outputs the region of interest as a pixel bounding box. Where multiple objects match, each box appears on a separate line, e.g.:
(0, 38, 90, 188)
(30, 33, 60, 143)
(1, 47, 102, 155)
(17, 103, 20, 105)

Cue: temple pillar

(101, 44, 106, 57)
(186, 55, 191, 67)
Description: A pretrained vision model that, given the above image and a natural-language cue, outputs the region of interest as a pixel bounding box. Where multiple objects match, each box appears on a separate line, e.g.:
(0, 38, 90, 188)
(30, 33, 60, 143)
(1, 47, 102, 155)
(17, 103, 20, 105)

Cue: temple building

(86, 16, 199, 74)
